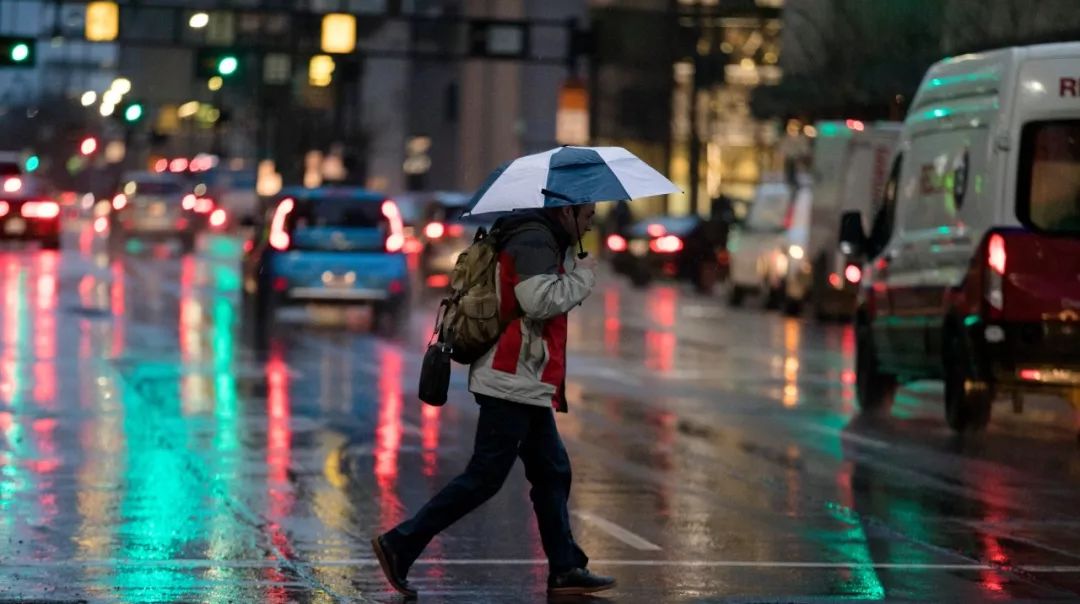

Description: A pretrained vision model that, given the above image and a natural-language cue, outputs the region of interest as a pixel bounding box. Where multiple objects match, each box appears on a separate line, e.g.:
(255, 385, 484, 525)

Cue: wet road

(2, 223, 1080, 603)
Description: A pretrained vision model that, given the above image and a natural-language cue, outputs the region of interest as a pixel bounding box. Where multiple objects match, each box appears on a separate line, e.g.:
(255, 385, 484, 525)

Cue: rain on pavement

(2, 222, 1080, 603)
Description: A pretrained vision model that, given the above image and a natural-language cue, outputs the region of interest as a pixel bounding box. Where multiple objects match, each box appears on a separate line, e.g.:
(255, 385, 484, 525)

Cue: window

(1017, 120, 1080, 234)
(867, 155, 901, 258)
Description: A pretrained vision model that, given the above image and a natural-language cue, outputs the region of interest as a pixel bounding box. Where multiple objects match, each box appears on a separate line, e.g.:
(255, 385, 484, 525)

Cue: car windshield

(747, 189, 791, 231)
(1019, 120, 1080, 234)
(289, 199, 384, 231)
(130, 181, 184, 197)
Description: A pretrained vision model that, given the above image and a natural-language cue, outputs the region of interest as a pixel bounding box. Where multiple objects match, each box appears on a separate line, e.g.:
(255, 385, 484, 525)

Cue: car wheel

(727, 283, 745, 307)
(944, 328, 994, 432)
(855, 320, 897, 413)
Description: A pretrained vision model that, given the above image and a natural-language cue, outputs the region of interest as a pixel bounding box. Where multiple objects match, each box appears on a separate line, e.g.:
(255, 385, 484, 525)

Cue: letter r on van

(1062, 77, 1078, 97)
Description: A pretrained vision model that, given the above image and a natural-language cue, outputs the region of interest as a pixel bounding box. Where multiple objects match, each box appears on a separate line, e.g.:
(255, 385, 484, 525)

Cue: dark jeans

(384, 394, 588, 575)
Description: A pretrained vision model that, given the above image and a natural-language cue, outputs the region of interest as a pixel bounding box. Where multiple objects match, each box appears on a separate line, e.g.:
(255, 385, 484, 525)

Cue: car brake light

(3, 177, 21, 193)
(21, 201, 59, 219)
(194, 197, 214, 214)
(209, 208, 226, 228)
(182, 194, 196, 210)
(424, 221, 445, 239)
(988, 233, 1006, 275)
(112, 193, 128, 211)
(0, 201, 8, 217)
(389, 279, 404, 295)
(647, 223, 666, 238)
(828, 273, 843, 289)
(607, 234, 628, 253)
(93, 216, 108, 233)
(269, 198, 294, 251)
(272, 276, 288, 292)
(650, 235, 683, 253)
(382, 200, 405, 253)
(447, 224, 465, 237)
(844, 264, 862, 284)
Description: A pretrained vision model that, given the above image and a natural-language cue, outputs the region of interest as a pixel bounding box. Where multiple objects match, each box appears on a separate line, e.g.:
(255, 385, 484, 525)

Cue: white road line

(572, 511, 662, 551)
(5, 558, 1080, 573)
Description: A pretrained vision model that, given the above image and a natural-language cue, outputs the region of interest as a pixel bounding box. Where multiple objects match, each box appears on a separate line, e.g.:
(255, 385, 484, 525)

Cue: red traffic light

(79, 137, 98, 156)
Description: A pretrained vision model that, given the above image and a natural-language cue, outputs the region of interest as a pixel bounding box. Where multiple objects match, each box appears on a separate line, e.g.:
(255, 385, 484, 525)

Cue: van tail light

(112, 194, 128, 211)
(0, 201, 8, 217)
(182, 194, 196, 211)
(209, 208, 227, 228)
(424, 221, 445, 239)
(607, 234, 628, 253)
(650, 235, 683, 254)
(382, 200, 405, 253)
(21, 201, 59, 219)
(986, 232, 1006, 311)
(194, 197, 215, 214)
(269, 198, 294, 251)
(447, 224, 465, 237)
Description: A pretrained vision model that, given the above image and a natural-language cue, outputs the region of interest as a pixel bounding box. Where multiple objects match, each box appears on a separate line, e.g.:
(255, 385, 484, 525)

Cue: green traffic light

(124, 104, 144, 122)
(10, 43, 29, 62)
(217, 56, 238, 76)
(25, 155, 39, 172)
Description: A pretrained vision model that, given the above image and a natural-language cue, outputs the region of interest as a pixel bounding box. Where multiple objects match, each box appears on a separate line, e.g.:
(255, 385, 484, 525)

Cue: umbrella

(465, 146, 680, 216)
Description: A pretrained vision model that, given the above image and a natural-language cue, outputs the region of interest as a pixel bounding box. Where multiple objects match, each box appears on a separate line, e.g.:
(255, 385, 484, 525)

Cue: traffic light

(25, 155, 39, 172)
(122, 101, 144, 123)
(196, 49, 241, 79)
(0, 37, 35, 68)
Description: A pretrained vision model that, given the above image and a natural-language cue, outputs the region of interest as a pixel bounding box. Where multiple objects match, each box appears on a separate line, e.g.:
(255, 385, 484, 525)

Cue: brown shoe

(371, 535, 417, 598)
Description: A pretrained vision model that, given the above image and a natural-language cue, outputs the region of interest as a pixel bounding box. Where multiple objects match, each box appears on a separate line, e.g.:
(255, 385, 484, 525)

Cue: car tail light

(426, 274, 450, 288)
(194, 197, 214, 214)
(209, 208, 226, 228)
(828, 273, 843, 289)
(844, 264, 862, 284)
(269, 198, 294, 251)
(272, 276, 288, 292)
(3, 177, 21, 193)
(389, 279, 404, 295)
(424, 221, 445, 239)
(382, 200, 405, 253)
(650, 235, 683, 253)
(21, 201, 59, 219)
(447, 224, 466, 237)
(646, 223, 666, 238)
(988, 233, 1006, 275)
(783, 203, 795, 230)
(0, 201, 8, 217)
(986, 232, 1006, 311)
(607, 233, 628, 253)
(93, 216, 108, 233)
(182, 194, 196, 210)
(112, 193, 128, 211)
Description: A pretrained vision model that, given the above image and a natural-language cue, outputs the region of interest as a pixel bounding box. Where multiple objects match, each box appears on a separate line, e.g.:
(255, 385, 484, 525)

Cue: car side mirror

(839, 211, 866, 257)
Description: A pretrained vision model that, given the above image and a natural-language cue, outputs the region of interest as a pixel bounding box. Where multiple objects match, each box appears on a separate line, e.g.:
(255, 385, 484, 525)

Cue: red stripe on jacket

(491, 251, 522, 373)
(541, 314, 568, 411)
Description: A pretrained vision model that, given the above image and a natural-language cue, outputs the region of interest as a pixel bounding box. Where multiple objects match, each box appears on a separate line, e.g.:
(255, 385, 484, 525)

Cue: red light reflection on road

(264, 343, 294, 602)
(644, 330, 675, 373)
(376, 346, 405, 528)
(110, 261, 125, 356)
(421, 404, 441, 478)
(648, 286, 677, 328)
(603, 287, 620, 354)
(32, 254, 56, 404)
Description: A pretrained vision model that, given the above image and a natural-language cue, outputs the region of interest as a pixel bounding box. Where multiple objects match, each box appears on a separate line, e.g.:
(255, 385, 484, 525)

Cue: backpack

(435, 221, 548, 365)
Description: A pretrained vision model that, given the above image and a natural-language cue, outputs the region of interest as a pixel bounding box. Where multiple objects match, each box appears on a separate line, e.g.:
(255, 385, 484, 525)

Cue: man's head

(548, 203, 596, 240)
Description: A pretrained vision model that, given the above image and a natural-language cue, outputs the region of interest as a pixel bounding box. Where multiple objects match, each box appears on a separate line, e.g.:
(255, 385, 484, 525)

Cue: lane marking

(5, 558, 1080, 573)
(571, 512, 662, 551)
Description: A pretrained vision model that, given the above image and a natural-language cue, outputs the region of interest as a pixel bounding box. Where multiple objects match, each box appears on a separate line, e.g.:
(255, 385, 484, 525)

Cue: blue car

(243, 187, 410, 334)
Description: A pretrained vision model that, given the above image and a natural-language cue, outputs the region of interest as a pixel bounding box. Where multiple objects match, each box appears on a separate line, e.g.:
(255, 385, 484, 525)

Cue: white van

(806, 121, 900, 320)
(726, 176, 812, 311)
(841, 43, 1080, 432)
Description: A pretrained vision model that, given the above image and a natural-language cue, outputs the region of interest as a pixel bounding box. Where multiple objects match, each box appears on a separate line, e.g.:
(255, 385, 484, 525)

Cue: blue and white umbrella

(465, 146, 680, 215)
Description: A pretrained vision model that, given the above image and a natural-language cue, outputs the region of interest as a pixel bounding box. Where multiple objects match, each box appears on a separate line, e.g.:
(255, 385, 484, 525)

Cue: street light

(189, 12, 210, 29)
(110, 77, 131, 95)
(102, 89, 122, 105)
(207, 76, 223, 91)
(100, 103, 115, 117)
(80, 91, 97, 107)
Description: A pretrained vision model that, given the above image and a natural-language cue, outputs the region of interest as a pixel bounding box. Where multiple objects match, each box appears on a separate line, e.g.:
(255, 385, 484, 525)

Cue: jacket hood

(494, 209, 573, 250)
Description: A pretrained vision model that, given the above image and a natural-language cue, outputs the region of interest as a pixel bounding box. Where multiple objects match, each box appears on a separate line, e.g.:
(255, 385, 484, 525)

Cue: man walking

(372, 203, 616, 597)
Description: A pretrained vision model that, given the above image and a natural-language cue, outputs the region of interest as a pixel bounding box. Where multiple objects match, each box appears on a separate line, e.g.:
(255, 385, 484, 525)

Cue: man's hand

(575, 255, 599, 272)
